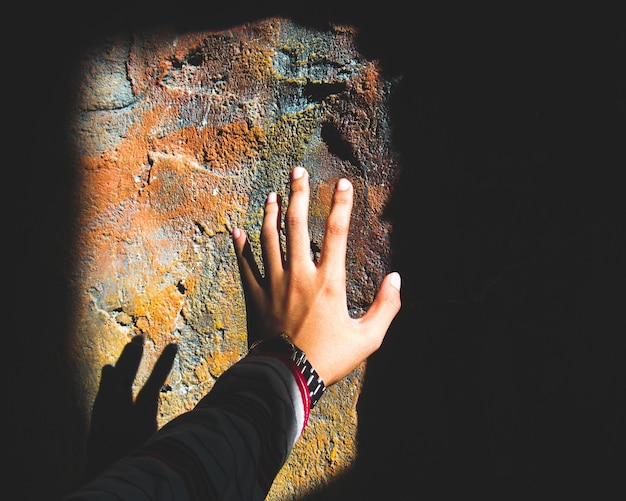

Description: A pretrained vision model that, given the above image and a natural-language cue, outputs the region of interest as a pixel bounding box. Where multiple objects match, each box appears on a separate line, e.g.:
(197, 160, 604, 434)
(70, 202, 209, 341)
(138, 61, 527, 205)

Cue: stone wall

(67, 17, 399, 499)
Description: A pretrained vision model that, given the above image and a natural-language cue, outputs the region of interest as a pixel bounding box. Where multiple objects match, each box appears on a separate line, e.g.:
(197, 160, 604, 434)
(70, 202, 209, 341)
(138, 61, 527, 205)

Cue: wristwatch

(248, 333, 326, 407)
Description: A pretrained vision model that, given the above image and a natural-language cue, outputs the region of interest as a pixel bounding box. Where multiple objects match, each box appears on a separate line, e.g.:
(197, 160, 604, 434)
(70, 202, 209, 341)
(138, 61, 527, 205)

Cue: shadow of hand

(85, 335, 178, 480)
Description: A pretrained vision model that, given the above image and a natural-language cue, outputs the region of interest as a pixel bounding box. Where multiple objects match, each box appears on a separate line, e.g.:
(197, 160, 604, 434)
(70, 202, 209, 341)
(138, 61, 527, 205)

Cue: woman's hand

(232, 167, 401, 386)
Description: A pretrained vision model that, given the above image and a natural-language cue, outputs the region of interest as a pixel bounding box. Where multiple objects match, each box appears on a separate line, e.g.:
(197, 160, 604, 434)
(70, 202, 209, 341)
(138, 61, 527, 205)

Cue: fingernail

(293, 166, 306, 179)
(232, 228, 241, 239)
(336, 178, 351, 191)
(266, 192, 277, 204)
(389, 272, 401, 291)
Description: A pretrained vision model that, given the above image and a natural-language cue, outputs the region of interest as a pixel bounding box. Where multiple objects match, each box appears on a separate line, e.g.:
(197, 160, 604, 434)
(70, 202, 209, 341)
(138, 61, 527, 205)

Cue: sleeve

(64, 354, 310, 501)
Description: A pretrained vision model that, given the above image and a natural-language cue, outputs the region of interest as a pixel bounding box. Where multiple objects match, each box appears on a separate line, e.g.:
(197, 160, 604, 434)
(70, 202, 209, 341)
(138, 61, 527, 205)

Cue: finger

(232, 228, 263, 294)
(260, 192, 284, 277)
(318, 178, 353, 272)
(359, 272, 402, 346)
(233, 228, 268, 322)
(285, 167, 313, 266)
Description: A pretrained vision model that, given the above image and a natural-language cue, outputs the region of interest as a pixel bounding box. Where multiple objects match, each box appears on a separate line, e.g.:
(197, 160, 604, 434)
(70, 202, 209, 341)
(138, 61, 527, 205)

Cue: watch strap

(248, 333, 326, 407)
(292, 348, 326, 408)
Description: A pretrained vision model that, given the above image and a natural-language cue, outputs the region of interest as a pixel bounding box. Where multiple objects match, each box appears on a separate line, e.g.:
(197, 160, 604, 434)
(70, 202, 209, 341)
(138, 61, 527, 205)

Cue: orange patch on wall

(154, 121, 265, 170)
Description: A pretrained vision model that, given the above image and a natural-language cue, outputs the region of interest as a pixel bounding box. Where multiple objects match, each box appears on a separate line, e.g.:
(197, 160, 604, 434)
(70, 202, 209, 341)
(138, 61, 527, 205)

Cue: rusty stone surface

(67, 17, 399, 498)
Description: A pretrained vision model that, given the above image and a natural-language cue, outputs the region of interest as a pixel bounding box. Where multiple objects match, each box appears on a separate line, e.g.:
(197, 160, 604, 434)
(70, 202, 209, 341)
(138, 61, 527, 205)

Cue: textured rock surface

(67, 17, 399, 498)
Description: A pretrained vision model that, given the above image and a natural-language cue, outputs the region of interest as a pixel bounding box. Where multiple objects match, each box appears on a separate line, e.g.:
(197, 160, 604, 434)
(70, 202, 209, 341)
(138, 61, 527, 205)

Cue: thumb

(361, 272, 402, 340)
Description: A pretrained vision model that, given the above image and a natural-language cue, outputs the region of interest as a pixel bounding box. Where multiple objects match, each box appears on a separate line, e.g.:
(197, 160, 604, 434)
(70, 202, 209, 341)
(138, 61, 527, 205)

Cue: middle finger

(284, 167, 314, 268)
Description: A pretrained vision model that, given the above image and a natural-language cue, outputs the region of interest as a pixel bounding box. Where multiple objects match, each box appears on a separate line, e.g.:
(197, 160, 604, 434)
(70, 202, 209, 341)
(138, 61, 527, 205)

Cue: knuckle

(332, 188, 353, 206)
(325, 218, 348, 236)
(285, 212, 306, 228)
(263, 202, 279, 218)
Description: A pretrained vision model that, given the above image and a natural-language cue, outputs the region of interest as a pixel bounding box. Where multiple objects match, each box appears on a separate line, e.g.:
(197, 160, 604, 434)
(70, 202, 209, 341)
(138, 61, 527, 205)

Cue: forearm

(65, 354, 308, 501)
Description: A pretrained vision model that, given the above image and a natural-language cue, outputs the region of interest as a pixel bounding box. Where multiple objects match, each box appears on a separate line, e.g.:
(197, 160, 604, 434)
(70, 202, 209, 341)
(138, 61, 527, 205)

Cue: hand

(232, 167, 401, 386)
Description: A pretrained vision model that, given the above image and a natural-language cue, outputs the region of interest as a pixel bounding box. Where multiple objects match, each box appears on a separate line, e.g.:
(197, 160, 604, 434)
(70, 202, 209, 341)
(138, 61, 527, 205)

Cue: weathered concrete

(67, 17, 399, 498)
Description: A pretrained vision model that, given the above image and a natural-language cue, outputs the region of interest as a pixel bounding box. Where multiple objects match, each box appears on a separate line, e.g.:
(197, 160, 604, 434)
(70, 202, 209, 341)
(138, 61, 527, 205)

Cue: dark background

(14, 2, 624, 499)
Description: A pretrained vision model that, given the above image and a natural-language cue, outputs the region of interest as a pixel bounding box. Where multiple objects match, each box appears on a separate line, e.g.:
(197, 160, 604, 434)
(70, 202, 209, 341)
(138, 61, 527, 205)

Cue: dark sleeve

(64, 354, 309, 501)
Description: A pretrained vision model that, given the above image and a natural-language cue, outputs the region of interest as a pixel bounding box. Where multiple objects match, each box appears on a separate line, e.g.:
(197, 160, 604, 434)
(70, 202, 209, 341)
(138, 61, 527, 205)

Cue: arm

(65, 167, 401, 500)
(65, 354, 307, 501)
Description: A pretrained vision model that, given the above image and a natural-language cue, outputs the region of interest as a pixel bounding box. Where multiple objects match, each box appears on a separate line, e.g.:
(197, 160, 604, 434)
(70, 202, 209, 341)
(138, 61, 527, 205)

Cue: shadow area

(84, 336, 178, 482)
(302, 10, 625, 501)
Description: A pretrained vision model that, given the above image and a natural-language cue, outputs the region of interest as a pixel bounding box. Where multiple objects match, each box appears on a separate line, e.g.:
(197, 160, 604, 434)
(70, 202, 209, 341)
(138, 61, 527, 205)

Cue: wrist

(248, 333, 326, 408)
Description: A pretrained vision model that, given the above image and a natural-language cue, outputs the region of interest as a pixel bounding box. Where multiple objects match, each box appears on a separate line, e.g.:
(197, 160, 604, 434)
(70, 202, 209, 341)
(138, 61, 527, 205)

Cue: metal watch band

(292, 348, 326, 408)
(248, 333, 326, 407)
